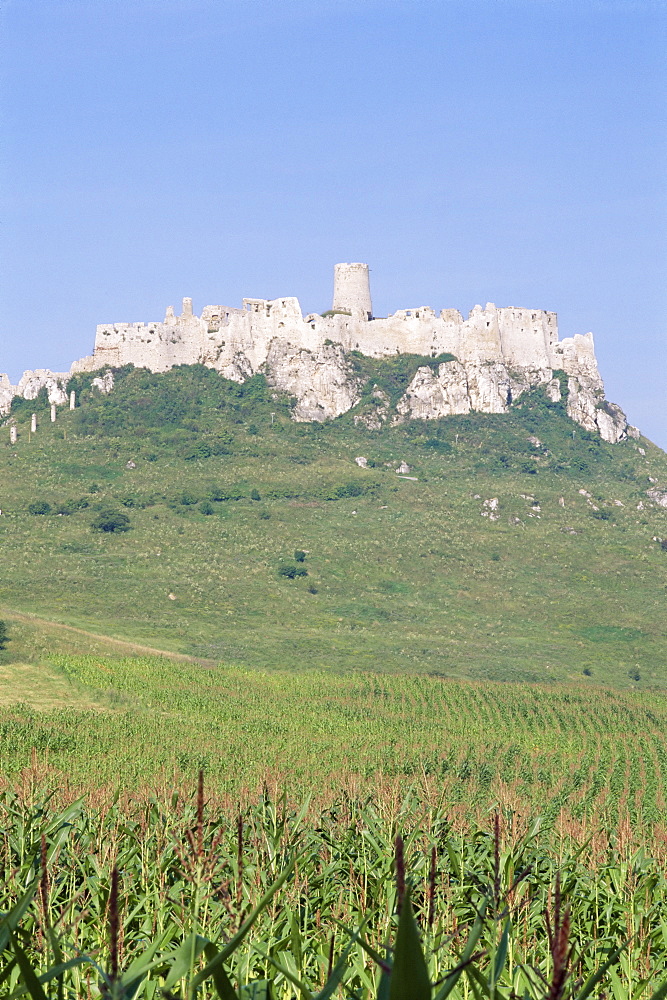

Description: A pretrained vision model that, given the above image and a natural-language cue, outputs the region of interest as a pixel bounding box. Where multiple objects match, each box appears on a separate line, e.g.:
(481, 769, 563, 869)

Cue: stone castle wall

(1, 263, 628, 442)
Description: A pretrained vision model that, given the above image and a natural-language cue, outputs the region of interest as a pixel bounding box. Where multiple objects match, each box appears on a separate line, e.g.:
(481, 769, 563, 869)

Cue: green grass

(1, 364, 666, 685)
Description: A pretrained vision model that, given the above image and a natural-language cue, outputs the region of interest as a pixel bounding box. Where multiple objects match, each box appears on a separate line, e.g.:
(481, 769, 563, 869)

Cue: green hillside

(1, 362, 666, 686)
(2, 364, 667, 995)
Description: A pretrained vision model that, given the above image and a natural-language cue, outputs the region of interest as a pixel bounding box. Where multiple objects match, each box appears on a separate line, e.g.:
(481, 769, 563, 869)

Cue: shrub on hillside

(178, 492, 200, 506)
(332, 481, 364, 499)
(120, 495, 147, 508)
(211, 437, 233, 455)
(423, 437, 452, 453)
(56, 497, 90, 516)
(28, 501, 51, 515)
(278, 564, 308, 579)
(10, 386, 49, 416)
(294, 549, 306, 562)
(91, 509, 131, 533)
(183, 441, 212, 461)
(0, 620, 8, 649)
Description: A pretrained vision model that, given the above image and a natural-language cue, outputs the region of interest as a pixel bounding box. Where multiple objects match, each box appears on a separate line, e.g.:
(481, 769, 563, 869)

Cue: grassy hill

(1, 362, 666, 687)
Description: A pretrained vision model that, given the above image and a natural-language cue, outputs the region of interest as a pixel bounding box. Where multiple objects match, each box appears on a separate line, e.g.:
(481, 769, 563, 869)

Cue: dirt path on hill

(0, 607, 216, 666)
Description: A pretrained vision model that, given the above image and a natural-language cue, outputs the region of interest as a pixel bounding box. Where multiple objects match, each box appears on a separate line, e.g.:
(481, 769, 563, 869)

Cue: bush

(183, 441, 212, 461)
(592, 509, 611, 520)
(0, 620, 8, 649)
(91, 509, 131, 533)
(333, 482, 363, 499)
(424, 438, 452, 453)
(211, 440, 232, 456)
(179, 492, 200, 506)
(199, 501, 214, 515)
(661, 539, 667, 551)
(28, 501, 51, 515)
(54, 497, 90, 515)
(278, 564, 308, 579)
(294, 549, 306, 562)
(250, 489, 261, 501)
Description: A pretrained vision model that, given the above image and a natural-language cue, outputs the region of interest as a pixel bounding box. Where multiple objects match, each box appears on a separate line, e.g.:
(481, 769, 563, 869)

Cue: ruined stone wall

(1, 263, 630, 443)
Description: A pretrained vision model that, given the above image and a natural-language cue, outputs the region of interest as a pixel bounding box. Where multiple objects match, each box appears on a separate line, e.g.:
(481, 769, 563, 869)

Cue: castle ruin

(0, 263, 629, 442)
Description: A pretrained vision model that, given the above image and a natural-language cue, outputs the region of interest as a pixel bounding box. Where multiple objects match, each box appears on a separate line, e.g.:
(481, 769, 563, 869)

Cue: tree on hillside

(0, 621, 8, 649)
(91, 509, 131, 533)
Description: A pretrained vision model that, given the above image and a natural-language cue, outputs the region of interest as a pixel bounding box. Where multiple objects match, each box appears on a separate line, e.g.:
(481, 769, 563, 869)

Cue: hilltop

(1, 262, 630, 441)
(1, 361, 665, 687)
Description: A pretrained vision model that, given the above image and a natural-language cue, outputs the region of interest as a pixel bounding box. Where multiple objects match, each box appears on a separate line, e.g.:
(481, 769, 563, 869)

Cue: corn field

(1, 776, 666, 999)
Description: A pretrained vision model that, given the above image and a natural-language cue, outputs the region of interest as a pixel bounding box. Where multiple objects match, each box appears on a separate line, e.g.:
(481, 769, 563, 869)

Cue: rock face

(395, 361, 553, 422)
(565, 376, 627, 444)
(265, 341, 362, 421)
(0, 369, 70, 416)
(1, 263, 631, 441)
(392, 359, 627, 444)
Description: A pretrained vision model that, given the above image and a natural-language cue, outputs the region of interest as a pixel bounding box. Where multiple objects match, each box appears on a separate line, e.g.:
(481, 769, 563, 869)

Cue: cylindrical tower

(332, 263, 372, 320)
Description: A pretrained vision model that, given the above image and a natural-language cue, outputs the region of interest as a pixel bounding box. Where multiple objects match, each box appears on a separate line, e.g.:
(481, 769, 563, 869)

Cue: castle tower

(332, 263, 372, 320)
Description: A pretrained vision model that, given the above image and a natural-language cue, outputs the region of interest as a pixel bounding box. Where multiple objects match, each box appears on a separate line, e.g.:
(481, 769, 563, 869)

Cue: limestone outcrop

(565, 376, 628, 444)
(265, 340, 362, 422)
(0, 369, 70, 416)
(395, 361, 552, 422)
(1, 263, 631, 441)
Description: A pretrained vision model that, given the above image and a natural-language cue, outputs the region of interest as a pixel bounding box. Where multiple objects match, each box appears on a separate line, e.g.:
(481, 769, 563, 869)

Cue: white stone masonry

(1, 263, 629, 441)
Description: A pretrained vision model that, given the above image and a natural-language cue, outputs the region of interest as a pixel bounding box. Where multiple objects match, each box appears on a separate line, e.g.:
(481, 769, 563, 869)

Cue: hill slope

(1, 363, 666, 686)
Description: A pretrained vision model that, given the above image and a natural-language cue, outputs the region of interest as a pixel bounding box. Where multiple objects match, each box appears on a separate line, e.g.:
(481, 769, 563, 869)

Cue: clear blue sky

(1, 0, 665, 445)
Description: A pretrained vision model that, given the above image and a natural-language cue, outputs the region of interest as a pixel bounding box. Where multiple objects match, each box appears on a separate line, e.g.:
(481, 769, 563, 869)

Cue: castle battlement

(2, 263, 629, 443)
(72, 264, 586, 380)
